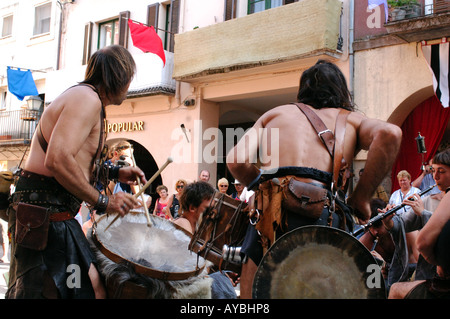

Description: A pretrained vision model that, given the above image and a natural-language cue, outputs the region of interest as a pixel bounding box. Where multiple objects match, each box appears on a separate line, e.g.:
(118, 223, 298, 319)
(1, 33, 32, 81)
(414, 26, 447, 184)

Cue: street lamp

(26, 95, 43, 111)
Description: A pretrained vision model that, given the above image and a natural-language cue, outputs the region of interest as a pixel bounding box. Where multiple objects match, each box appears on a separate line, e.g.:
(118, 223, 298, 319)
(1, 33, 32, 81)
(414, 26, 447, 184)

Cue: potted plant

(388, 0, 422, 21)
(404, 0, 422, 18)
(388, 0, 407, 21)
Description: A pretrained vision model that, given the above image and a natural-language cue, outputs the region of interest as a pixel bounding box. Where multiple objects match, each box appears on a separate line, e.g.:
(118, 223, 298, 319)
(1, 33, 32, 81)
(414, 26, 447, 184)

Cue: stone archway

(106, 138, 162, 208)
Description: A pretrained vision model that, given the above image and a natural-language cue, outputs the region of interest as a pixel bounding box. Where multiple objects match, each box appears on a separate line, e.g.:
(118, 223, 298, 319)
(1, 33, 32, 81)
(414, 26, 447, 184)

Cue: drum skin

(89, 212, 212, 299)
(252, 225, 386, 299)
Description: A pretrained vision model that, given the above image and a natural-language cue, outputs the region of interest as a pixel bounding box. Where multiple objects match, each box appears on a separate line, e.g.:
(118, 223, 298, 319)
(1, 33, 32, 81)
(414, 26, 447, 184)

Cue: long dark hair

(81, 45, 136, 101)
(297, 60, 354, 111)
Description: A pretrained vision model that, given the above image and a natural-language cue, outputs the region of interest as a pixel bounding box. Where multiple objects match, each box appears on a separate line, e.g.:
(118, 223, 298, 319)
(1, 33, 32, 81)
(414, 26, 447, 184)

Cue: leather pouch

(282, 178, 328, 219)
(15, 202, 50, 251)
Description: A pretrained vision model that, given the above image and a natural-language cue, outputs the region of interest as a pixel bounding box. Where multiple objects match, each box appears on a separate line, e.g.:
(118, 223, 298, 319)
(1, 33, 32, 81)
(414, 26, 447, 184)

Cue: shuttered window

(248, 0, 297, 15)
(168, 0, 180, 53)
(83, 11, 129, 65)
(147, 3, 159, 28)
(118, 11, 130, 48)
(224, 0, 237, 21)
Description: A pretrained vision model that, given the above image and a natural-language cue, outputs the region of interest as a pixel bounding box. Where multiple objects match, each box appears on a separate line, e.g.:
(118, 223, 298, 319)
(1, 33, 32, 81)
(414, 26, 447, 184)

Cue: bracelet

(94, 193, 109, 212)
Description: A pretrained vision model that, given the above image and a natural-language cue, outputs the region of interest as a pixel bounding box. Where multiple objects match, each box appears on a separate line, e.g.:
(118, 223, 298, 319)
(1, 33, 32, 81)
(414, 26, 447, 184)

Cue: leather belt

(49, 211, 75, 222)
(13, 190, 81, 214)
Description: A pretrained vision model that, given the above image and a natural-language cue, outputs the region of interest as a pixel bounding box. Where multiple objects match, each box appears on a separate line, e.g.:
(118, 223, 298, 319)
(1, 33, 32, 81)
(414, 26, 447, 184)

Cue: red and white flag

(128, 19, 165, 66)
(422, 39, 449, 108)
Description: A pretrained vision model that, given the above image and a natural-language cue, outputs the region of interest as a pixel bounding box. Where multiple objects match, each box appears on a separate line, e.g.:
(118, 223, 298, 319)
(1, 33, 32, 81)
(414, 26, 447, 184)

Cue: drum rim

(92, 212, 206, 281)
(252, 225, 386, 299)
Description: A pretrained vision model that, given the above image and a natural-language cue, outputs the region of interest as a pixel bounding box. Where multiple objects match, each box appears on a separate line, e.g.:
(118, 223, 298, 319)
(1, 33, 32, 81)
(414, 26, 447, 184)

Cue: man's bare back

(256, 103, 360, 173)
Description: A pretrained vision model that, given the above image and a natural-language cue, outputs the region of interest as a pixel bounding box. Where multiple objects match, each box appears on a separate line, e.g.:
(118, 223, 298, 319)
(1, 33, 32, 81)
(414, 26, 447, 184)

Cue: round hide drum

(189, 191, 248, 272)
(89, 212, 212, 299)
(252, 225, 386, 299)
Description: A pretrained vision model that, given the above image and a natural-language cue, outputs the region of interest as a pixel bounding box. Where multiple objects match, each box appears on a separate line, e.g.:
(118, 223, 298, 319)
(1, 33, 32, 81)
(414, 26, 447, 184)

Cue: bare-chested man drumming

(6, 45, 146, 299)
(226, 60, 402, 299)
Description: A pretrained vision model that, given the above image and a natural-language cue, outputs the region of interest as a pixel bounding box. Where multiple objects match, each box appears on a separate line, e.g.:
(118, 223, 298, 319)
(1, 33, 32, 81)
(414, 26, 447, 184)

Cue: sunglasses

(176, 185, 184, 189)
(219, 185, 228, 187)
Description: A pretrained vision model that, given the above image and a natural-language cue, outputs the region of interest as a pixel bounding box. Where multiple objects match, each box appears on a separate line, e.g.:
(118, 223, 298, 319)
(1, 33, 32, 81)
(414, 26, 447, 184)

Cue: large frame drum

(89, 212, 212, 299)
(252, 225, 386, 299)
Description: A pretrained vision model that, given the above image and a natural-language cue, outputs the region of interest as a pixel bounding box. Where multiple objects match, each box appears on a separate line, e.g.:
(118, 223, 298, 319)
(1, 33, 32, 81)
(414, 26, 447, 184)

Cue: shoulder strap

(293, 103, 334, 157)
(293, 103, 350, 191)
(36, 122, 48, 153)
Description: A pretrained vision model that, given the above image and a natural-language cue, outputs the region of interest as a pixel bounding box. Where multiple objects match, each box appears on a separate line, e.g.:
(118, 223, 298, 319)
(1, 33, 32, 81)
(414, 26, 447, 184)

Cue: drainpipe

(56, 1, 63, 71)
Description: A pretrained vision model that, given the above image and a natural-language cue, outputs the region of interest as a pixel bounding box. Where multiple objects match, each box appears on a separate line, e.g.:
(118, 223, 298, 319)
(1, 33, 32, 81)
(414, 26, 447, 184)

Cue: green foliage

(388, 0, 418, 6)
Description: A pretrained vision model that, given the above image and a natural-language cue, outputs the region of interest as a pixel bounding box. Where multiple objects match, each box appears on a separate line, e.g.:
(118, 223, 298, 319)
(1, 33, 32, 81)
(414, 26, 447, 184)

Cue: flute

(353, 184, 437, 237)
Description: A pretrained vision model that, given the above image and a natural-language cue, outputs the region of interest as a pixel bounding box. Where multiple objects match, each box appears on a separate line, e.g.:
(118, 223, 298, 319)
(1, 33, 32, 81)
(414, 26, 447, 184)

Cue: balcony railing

(0, 109, 42, 145)
(384, 1, 450, 43)
(389, 2, 450, 22)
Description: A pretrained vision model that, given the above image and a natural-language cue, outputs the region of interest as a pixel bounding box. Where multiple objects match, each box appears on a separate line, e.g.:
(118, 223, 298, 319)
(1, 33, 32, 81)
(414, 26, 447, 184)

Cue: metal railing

(0, 109, 42, 144)
(389, 2, 450, 22)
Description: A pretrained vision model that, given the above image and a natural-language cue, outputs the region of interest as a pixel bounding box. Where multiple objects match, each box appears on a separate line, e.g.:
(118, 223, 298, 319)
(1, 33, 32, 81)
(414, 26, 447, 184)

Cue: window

(247, 0, 297, 14)
(83, 11, 129, 65)
(248, 0, 283, 14)
(2, 15, 13, 38)
(33, 2, 52, 36)
(98, 19, 119, 49)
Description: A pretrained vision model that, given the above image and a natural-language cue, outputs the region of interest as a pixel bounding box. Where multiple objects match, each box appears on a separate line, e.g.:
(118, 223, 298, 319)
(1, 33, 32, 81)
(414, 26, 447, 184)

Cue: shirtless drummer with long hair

(6, 45, 146, 299)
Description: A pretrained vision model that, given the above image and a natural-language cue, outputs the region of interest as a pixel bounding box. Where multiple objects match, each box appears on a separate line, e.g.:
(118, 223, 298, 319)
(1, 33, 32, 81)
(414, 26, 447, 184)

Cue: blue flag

(6, 66, 39, 101)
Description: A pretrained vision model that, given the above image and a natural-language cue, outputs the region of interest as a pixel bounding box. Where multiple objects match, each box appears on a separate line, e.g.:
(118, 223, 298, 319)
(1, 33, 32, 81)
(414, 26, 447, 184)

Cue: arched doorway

(389, 95, 450, 192)
(107, 138, 162, 209)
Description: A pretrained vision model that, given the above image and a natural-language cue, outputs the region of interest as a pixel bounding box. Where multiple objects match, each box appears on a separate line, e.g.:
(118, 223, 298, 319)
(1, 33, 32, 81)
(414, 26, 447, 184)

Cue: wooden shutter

(118, 11, 130, 48)
(434, 0, 450, 13)
(169, 0, 180, 53)
(147, 3, 160, 28)
(82, 22, 93, 65)
(224, 0, 237, 21)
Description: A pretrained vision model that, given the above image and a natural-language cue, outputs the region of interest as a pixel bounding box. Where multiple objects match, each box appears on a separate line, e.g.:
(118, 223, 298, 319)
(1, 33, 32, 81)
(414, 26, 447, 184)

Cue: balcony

(0, 109, 42, 146)
(385, 1, 450, 42)
(173, 0, 344, 82)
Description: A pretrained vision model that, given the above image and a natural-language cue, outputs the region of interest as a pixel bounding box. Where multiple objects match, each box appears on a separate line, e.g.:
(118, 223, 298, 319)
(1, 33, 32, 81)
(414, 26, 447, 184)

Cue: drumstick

(134, 157, 173, 198)
(105, 157, 173, 231)
(130, 151, 152, 227)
